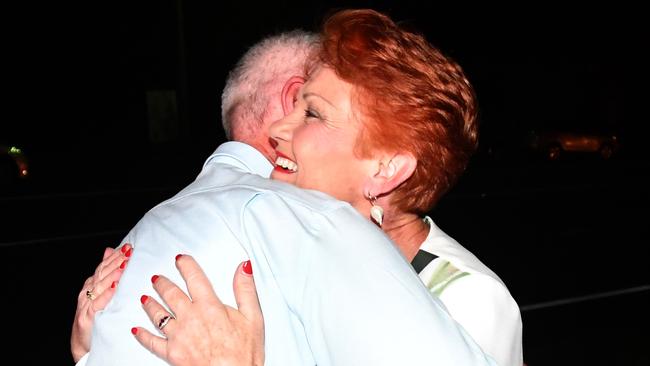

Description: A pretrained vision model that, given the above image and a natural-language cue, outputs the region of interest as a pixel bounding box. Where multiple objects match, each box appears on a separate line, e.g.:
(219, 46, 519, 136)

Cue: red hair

(319, 9, 478, 214)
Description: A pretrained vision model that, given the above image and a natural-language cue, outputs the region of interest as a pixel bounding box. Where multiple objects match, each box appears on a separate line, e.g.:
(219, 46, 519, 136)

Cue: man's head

(221, 30, 318, 161)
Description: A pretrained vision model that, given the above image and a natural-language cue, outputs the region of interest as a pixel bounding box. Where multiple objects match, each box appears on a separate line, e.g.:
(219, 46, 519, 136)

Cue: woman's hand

(71, 243, 132, 362)
(132, 255, 264, 366)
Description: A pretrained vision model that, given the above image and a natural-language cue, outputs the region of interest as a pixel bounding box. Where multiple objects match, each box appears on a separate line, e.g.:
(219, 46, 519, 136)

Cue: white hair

(221, 30, 318, 139)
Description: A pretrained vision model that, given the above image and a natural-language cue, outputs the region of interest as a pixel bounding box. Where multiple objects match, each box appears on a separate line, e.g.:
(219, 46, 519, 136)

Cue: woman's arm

(439, 274, 523, 366)
(71, 244, 132, 362)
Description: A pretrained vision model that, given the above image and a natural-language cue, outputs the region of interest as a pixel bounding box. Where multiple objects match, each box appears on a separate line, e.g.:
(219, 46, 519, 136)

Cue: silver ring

(158, 315, 172, 330)
(86, 289, 97, 300)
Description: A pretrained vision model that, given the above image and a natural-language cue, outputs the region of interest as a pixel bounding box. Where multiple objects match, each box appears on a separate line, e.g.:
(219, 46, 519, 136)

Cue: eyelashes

(304, 108, 320, 120)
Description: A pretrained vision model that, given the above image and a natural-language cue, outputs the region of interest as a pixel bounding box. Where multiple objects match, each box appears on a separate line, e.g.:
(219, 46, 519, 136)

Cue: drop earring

(368, 193, 384, 227)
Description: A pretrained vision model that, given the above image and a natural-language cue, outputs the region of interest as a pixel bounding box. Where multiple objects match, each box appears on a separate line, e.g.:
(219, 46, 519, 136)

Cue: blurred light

(9, 146, 22, 155)
(21, 169, 28, 177)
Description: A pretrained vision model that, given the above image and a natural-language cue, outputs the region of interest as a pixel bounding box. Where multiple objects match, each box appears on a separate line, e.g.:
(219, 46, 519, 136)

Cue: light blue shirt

(81, 141, 495, 366)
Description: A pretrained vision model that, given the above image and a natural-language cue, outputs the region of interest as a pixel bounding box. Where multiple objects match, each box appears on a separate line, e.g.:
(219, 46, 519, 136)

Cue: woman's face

(269, 66, 375, 208)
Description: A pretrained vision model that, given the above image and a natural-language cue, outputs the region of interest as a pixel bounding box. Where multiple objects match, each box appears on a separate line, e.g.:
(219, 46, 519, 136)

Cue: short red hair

(319, 9, 478, 214)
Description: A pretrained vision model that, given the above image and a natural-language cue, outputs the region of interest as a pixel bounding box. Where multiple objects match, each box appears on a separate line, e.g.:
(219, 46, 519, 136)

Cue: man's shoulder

(246, 180, 349, 213)
(150, 165, 348, 219)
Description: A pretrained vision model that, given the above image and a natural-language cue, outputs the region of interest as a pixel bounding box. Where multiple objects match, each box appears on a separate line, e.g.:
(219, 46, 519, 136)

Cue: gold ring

(86, 289, 97, 300)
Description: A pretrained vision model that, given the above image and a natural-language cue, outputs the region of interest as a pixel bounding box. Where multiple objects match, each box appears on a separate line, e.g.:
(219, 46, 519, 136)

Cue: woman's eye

(304, 109, 319, 119)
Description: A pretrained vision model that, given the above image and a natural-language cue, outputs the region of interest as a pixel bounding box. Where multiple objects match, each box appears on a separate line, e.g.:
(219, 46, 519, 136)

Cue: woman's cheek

(294, 127, 320, 151)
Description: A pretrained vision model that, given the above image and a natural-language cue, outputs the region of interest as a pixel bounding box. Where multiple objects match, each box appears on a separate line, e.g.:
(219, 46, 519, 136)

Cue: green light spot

(9, 146, 22, 154)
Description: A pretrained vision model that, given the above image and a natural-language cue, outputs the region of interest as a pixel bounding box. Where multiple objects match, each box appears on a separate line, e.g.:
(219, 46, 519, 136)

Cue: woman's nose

(268, 115, 294, 142)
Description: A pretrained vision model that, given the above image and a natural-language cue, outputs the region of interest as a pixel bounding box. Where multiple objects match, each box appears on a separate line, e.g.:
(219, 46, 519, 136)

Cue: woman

(78, 8, 522, 366)
(268, 9, 522, 366)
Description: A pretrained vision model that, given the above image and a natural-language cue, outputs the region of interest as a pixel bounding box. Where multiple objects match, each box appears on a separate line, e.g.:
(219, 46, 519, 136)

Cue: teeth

(275, 157, 298, 172)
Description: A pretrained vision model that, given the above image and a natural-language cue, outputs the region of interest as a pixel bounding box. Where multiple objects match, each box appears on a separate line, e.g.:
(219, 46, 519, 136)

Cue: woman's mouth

(274, 153, 298, 173)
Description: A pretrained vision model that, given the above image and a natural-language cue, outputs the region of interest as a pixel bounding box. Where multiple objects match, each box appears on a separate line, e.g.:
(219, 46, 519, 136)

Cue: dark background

(1, 1, 648, 365)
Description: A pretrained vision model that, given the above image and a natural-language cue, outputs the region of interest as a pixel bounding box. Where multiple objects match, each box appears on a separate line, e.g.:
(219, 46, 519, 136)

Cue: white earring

(368, 193, 384, 227)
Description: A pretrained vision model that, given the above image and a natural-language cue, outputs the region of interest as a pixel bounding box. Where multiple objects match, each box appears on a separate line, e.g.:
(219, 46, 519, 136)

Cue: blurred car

(528, 130, 619, 160)
(1, 144, 29, 189)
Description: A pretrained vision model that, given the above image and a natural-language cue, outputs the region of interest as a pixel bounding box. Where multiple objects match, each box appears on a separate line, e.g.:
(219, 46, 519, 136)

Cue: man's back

(87, 142, 325, 365)
(84, 142, 495, 366)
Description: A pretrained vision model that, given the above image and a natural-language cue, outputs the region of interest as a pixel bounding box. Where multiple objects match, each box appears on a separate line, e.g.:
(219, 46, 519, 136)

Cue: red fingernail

(111, 281, 117, 289)
(242, 260, 253, 275)
(125, 248, 132, 257)
(131, 327, 138, 335)
(120, 260, 127, 269)
(140, 295, 149, 304)
(121, 245, 127, 253)
(175, 254, 183, 261)
(151, 275, 159, 284)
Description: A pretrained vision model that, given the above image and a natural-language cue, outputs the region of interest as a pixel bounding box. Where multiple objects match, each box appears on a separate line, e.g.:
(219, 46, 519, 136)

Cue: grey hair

(221, 30, 319, 139)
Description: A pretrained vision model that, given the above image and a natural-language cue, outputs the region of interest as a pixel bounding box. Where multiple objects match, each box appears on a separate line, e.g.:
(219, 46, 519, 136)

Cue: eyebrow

(303, 92, 336, 108)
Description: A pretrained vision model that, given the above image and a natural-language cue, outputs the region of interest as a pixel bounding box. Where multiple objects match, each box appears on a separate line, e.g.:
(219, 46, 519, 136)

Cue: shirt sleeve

(440, 274, 524, 366)
(242, 192, 497, 366)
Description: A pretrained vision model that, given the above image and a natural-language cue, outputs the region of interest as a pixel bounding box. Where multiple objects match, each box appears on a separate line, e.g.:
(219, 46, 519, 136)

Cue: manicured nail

(175, 254, 183, 261)
(120, 260, 127, 269)
(140, 295, 149, 304)
(111, 281, 117, 289)
(242, 260, 253, 275)
(121, 245, 128, 253)
(131, 327, 138, 335)
(151, 275, 160, 284)
(125, 248, 132, 258)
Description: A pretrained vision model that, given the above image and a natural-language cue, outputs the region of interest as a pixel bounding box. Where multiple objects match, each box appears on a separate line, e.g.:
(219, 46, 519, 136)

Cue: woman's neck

(381, 212, 430, 262)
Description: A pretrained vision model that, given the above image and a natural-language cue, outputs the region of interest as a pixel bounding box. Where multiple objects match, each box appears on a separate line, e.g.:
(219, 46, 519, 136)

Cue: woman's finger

(94, 244, 132, 284)
(140, 292, 177, 336)
(102, 247, 114, 260)
(131, 327, 168, 360)
(151, 274, 193, 317)
(77, 249, 124, 306)
(174, 254, 222, 306)
(91, 258, 129, 300)
(233, 260, 263, 324)
(96, 245, 124, 275)
(91, 277, 120, 311)
(78, 276, 94, 302)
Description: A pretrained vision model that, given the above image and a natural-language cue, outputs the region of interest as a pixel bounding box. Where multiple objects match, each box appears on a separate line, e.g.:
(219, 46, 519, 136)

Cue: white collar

(203, 141, 273, 177)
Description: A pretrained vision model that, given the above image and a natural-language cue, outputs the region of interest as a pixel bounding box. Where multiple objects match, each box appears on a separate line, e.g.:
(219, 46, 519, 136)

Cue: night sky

(2, 1, 649, 364)
(5, 1, 648, 187)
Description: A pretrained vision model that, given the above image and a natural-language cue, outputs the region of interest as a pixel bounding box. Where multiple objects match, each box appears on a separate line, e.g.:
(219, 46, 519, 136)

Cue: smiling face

(269, 65, 376, 209)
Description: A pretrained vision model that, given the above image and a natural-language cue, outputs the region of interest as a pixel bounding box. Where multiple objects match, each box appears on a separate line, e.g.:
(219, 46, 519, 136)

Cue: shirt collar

(418, 216, 437, 255)
(203, 141, 273, 177)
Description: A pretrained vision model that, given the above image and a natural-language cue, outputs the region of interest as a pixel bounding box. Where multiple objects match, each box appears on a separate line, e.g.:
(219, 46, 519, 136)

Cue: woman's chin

(270, 170, 296, 185)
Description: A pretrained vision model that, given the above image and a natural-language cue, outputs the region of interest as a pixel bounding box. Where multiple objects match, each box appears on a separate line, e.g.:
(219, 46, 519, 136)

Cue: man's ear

(366, 153, 417, 196)
(281, 76, 305, 116)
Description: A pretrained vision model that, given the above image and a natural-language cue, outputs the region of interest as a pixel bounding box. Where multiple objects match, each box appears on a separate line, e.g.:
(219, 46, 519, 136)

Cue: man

(74, 30, 495, 366)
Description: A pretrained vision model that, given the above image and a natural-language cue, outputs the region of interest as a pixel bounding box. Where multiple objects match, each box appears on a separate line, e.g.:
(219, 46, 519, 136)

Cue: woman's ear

(281, 76, 305, 116)
(366, 153, 417, 196)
